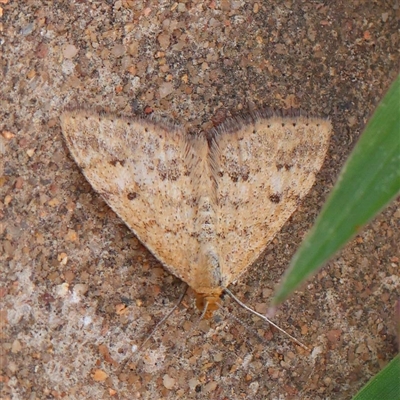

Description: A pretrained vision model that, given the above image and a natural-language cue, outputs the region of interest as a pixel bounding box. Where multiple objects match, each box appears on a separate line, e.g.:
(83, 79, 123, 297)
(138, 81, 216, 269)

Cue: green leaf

(352, 354, 400, 400)
(273, 74, 400, 305)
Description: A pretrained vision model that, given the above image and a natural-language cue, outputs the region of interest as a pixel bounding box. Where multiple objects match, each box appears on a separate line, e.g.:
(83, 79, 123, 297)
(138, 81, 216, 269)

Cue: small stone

(157, 32, 170, 50)
(188, 378, 200, 390)
(255, 302, 267, 314)
(249, 381, 259, 393)
(21, 22, 35, 36)
(204, 381, 218, 393)
(115, 303, 128, 315)
(326, 329, 342, 343)
(177, 3, 186, 12)
(64, 270, 75, 282)
(221, 0, 230, 11)
(92, 369, 108, 381)
(73, 284, 88, 296)
(58, 252, 68, 265)
(275, 43, 286, 55)
(11, 339, 22, 353)
(2, 130, 15, 139)
(131, 344, 138, 353)
(63, 44, 79, 59)
(65, 229, 78, 242)
(7, 361, 17, 373)
(27, 69, 36, 79)
(36, 42, 48, 58)
(348, 115, 357, 127)
(355, 343, 368, 354)
(47, 197, 60, 207)
(159, 81, 174, 98)
(14, 177, 24, 189)
(324, 377, 332, 386)
(112, 44, 126, 57)
(55, 283, 69, 298)
(26, 148, 35, 157)
(262, 288, 272, 298)
(301, 324, 308, 335)
(163, 374, 176, 389)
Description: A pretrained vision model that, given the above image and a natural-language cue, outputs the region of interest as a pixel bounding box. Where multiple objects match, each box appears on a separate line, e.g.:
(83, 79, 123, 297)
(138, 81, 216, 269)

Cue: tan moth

(61, 109, 332, 322)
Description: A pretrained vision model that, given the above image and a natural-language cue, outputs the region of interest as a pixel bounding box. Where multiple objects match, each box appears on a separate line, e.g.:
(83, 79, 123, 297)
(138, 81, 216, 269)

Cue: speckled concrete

(0, 1, 399, 399)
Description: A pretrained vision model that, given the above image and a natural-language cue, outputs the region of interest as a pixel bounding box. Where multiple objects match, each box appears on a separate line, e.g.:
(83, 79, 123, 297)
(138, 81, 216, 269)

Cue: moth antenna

(183, 299, 210, 340)
(119, 284, 189, 372)
(223, 287, 310, 351)
(217, 304, 265, 343)
(138, 283, 189, 352)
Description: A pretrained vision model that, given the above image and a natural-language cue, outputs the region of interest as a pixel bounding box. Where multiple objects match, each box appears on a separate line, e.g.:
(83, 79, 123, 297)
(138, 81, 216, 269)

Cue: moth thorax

(197, 196, 216, 241)
(195, 291, 222, 319)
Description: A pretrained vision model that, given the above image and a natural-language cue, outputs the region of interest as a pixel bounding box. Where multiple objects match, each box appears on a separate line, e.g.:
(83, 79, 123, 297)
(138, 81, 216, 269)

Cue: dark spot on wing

(109, 159, 126, 167)
(127, 192, 137, 200)
(269, 193, 281, 203)
(276, 163, 293, 171)
(157, 160, 181, 181)
(226, 163, 250, 182)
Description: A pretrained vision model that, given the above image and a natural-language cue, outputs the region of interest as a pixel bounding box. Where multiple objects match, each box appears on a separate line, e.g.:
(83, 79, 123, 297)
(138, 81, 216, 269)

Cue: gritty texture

(61, 110, 331, 307)
(1, 1, 399, 400)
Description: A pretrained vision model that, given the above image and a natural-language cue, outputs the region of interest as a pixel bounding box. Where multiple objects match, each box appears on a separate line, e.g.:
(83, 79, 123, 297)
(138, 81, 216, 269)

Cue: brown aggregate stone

(0, 1, 398, 399)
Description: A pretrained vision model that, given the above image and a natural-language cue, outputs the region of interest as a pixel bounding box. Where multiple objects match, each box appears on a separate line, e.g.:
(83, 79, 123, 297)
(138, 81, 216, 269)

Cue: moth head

(195, 291, 222, 319)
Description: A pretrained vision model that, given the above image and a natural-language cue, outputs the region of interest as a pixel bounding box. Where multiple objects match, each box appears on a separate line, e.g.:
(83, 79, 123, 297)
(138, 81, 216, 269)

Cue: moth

(61, 109, 332, 319)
